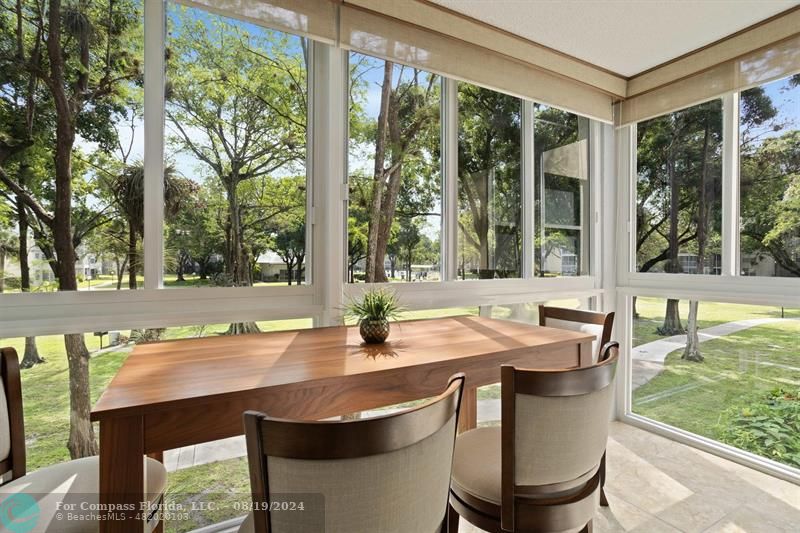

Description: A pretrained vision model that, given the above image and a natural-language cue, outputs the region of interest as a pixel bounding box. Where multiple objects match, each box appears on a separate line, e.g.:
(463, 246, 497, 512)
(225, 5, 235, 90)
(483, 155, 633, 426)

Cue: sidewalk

(631, 317, 798, 389)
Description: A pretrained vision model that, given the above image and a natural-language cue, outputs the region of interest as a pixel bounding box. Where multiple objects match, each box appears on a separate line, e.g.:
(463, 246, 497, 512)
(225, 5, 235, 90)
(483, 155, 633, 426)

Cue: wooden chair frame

(449, 350, 618, 533)
(0, 347, 26, 481)
(538, 305, 615, 361)
(244, 373, 466, 533)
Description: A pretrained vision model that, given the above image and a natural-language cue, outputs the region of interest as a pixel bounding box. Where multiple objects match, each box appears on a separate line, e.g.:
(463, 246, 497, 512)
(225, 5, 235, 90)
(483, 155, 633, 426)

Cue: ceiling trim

(343, 0, 627, 98)
(630, 4, 800, 81)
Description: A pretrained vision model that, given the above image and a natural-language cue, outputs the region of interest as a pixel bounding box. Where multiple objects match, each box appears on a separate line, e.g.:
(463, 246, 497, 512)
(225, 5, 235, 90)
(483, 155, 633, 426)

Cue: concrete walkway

(631, 317, 798, 390)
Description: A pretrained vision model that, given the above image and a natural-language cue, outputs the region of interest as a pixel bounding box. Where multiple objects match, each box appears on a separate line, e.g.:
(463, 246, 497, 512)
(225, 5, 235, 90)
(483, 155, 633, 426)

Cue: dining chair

(0, 347, 168, 533)
(239, 373, 465, 533)
(448, 349, 619, 533)
(538, 305, 615, 363)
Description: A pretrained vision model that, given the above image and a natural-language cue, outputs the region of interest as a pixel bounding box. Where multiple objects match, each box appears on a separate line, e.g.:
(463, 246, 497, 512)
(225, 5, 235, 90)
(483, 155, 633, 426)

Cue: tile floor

(459, 422, 800, 533)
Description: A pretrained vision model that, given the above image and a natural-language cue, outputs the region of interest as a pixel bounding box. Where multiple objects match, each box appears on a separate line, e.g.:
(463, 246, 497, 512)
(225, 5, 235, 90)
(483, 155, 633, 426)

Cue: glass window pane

(631, 297, 800, 469)
(457, 83, 521, 279)
(0, 1, 144, 292)
(534, 105, 591, 277)
(740, 75, 800, 277)
(347, 54, 442, 283)
(636, 100, 723, 275)
(165, 3, 308, 289)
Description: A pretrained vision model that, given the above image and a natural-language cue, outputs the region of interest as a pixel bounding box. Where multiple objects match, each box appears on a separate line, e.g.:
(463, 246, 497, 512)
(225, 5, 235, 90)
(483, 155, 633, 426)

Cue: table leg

(457, 386, 477, 433)
(579, 339, 594, 367)
(99, 415, 145, 533)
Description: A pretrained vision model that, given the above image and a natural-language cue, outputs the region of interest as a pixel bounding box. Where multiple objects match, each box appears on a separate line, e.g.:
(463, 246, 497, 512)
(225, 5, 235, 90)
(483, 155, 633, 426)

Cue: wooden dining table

(91, 315, 595, 532)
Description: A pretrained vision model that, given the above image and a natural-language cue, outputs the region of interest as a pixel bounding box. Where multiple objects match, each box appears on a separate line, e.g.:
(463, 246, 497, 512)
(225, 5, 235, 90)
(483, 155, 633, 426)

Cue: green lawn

(633, 297, 800, 346)
(632, 298, 800, 468)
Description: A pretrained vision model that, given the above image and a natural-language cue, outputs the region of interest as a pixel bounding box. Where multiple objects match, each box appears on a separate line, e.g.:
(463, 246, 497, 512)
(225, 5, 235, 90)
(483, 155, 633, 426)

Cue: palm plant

(112, 163, 194, 289)
(343, 289, 405, 344)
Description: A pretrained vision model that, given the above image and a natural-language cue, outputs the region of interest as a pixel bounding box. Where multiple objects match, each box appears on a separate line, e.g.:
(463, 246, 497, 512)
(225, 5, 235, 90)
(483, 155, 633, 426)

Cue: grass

(632, 297, 800, 346)
(632, 298, 800, 468)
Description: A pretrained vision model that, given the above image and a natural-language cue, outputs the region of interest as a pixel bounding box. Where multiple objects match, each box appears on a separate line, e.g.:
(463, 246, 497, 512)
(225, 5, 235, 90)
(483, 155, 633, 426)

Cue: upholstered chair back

(0, 348, 26, 481)
(500, 351, 618, 531)
(243, 374, 464, 533)
(538, 306, 614, 362)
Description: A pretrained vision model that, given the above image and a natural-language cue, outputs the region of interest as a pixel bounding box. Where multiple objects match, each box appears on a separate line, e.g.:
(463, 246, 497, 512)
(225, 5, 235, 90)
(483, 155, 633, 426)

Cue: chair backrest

(500, 350, 618, 532)
(539, 305, 614, 362)
(0, 348, 26, 482)
(243, 374, 465, 533)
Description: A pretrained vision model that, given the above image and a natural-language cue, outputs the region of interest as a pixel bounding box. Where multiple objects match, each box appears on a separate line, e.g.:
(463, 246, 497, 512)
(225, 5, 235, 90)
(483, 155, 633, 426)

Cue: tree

(166, 7, 307, 333)
(0, 0, 143, 458)
(636, 101, 722, 336)
(166, 9, 305, 285)
(270, 221, 305, 285)
(458, 84, 521, 278)
(349, 57, 440, 282)
(109, 163, 193, 289)
(740, 82, 800, 276)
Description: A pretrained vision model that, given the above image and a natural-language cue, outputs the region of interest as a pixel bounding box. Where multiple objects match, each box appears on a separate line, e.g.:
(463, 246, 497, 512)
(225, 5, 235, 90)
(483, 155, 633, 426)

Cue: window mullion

(442, 78, 458, 281)
(522, 100, 535, 279)
(143, 0, 166, 290)
(721, 92, 740, 277)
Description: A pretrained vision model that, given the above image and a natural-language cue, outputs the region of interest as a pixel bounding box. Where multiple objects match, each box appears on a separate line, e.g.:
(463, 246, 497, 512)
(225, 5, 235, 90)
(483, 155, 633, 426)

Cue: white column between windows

(522, 101, 535, 279)
(143, 0, 166, 289)
(721, 92, 740, 277)
(442, 78, 459, 281)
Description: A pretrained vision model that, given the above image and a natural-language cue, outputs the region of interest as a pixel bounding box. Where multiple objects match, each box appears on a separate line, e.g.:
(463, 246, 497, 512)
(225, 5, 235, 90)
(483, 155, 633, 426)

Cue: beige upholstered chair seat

(0, 456, 166, 533)
(451, 426, 502, 506)
(451, 426, 599, 513)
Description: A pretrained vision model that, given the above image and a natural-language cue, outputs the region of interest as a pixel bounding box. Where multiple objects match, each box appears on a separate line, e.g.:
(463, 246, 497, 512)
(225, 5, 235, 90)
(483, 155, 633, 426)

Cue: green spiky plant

(343, 288, 405, 324)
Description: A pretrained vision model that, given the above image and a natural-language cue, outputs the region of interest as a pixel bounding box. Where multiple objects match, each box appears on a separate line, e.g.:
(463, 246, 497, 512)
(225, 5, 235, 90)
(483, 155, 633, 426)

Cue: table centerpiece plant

(343, 288, 405, 344)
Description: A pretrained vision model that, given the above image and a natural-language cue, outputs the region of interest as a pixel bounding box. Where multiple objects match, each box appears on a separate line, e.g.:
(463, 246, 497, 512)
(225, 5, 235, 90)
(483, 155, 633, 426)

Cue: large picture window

(534, 104, 590, 277)
(164, 3, 308, 290)
(739, 75, 800, 277)
(457, 83, 522, 279)
(347, 54, 442, 283)
(636, 100, 723, 275)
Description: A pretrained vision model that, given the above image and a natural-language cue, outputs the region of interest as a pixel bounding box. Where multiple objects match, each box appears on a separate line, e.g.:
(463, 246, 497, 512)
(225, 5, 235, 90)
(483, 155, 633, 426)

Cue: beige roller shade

(340, 4, 614, 123)
(621, 31, 800, 125)
(176, 0, 338, 44)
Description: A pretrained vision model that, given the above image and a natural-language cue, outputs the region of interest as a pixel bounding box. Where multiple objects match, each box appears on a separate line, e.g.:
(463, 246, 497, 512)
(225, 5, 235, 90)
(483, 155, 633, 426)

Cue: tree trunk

(682, 118, 711, 361)
(682, 300, 704, 361)
(365, 61, 393, 282)
(286, 263, 293, 286)
(65, 333, 97, 458)
(21, 336, 43, 369)
(127, 223, 137, 290)
(0, 251, 5, 293)
(223, 179, 259, 333)
(176, 253, 185, 282)
(225, 322, 261, 335)
(658, 299, 684, 335)
(632, 296, 639, 319)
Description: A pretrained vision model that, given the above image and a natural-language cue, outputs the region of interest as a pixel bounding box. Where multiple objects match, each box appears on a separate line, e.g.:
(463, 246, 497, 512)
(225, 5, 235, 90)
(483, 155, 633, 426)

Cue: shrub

(719, 388, 800, 468)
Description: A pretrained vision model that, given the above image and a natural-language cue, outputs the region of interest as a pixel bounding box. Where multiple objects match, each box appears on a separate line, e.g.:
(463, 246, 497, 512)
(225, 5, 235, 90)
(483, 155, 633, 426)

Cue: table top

(91, 316, 594, 420)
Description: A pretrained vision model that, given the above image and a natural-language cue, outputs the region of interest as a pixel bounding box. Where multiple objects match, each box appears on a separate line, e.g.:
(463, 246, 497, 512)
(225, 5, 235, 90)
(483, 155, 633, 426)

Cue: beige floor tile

(656, 493, 729, 533)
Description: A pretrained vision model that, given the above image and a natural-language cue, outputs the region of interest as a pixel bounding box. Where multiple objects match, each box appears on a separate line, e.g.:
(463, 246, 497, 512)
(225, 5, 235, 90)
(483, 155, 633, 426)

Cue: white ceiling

(427, 0, 800, 77)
